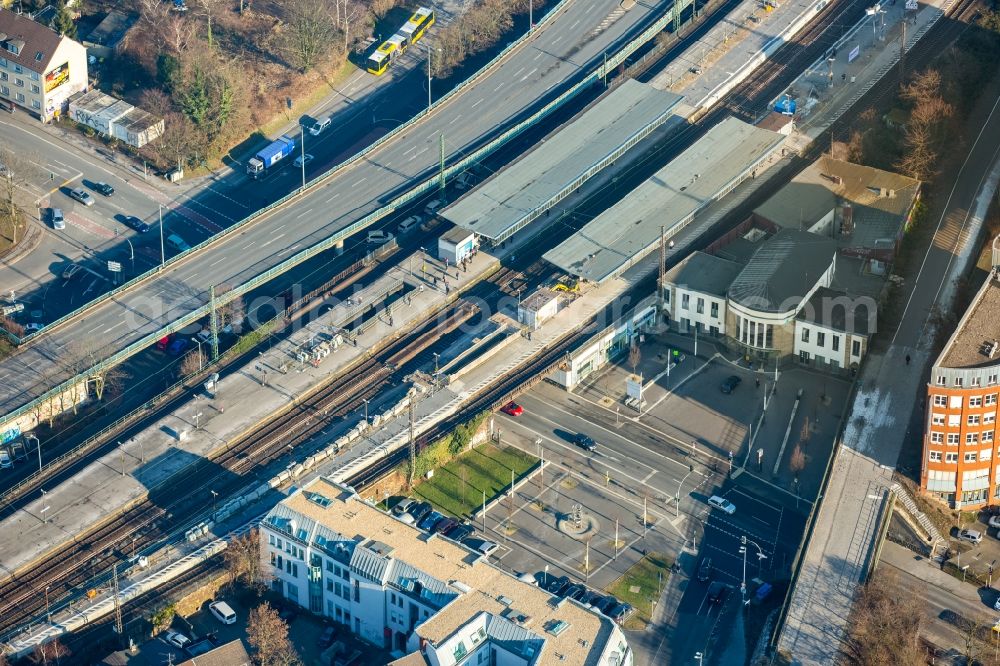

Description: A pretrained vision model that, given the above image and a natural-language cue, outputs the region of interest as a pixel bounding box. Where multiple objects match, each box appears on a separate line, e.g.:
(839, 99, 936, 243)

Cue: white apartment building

(260, 477, 633, 665)
(0, 9, 88, 120)
(662, 252, 743, 338)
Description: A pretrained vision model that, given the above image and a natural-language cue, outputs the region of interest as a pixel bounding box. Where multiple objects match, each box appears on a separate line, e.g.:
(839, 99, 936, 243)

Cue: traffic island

(605, 552, 673, 631)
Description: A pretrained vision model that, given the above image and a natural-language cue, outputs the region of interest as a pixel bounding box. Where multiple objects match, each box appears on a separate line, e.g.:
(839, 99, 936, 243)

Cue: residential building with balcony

(259, 477, 633, 665)
(0, 9, 88, 120)
(921, 252, 1000, 508)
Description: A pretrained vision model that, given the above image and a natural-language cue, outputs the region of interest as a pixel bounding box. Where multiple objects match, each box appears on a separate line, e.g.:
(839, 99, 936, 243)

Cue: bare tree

(897, 69, 953, 181)
(157, 112, 198, 171)
(844, 569, 922, 665)
(247, 602, 299, 666)
(179, 349, 204, 377)
(798, 417, 812, 449)
(223, 529, 269, 593)
(367, 0, 398, 21)
(281, 0, 339, 72)
(628, 342, 641, 374)
(215, 283, 246, 331)
(193, 0, 228, 48)
(30, 638, 70, 666)
(0, 146, 42, 246)
(789, 444, 806, 481)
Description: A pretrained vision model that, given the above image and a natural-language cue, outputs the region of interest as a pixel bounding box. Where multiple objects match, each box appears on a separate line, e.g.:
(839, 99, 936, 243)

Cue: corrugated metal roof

(663, 252, 744, 297)
(350, 544, 391, 582)
(442, 80, 683, 242)
(543, 117, 786, 283)
(387, 559, 457, 610)
(728, 229, 837, 313)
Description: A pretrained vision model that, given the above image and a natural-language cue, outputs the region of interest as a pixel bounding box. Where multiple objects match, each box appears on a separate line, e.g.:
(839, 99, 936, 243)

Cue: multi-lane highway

(0, 0, 675, 423)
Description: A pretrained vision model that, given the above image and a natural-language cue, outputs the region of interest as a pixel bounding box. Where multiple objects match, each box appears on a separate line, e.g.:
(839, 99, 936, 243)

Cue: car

(578, 590, 600, 607)
(397, 215, 421, 234)
(707, 581, 728, 604)
(92, 182, 115, 196)
(959, 529, 984, 545)
(433, 517, 457, 535)
(708, 495, 736, 515)
(562, 583, 586, 600)
(163, 630, 191, 649)
(293, 154, 314, 169)
(501, 402, 523, 416)
(0, 449, 12, 469)
(308, 117, 332, 136)
(574, 433, 597, 452)
(24, 322, 44, 333)
(167, 338, 190, 356)
(608, 602, 633, 623)
(463, 538, 498, 556)
(392, 498, 415, 516)
(697, 557, 713, 582)
(209, 600, 237, 624)
(399, 513, 416, 525)
(444, 523, 473, 542)
(455, 171, 475, 190)
(50, 208, 65, 230)
(195, 328, 216, 345)
(407, 501, 433, 523)
(166, 234, 191, 253)
(317, 625, 337, 648)
(62, 263, 83, 280)
(989, 515, 1000, 530)
(720, 375, 742, 394)
(424, 198, 444, 217)
(418, 510, 446, 532)
(593, 595, 619, 614)
(517, 572, 538, 586)
(545, 576, 570, 596)
(68, 187, 95, 206)
(367, 229, 394, 244)
(157, 335, 173, 351)
(122, 216, 151, 233)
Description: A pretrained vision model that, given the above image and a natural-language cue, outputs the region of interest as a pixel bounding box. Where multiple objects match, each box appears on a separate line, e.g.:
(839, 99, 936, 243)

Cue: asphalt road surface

(0, 0, 674, 422)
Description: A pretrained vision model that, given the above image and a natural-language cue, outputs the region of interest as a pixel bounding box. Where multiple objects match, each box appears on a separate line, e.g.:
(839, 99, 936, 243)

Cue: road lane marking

(261, 232, 286, 248)
(209, 257, 226, 268)
(471, 98, 484, 108)
(494, 82, 505, 92)
(353, 177, 367, 187)
(326, 193, 341, 203)
(449, 114, 462, 125)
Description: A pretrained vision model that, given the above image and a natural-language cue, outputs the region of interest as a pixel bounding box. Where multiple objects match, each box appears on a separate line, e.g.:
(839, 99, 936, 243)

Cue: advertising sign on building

(44, 62, 70, 92)
(848, 44, 861, 62)
(0, 424, 21, 445)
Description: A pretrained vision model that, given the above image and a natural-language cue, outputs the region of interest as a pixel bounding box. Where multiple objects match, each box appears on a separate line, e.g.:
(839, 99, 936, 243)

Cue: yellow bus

(399, 7, 435, 47)
(366, 34, 407, 76)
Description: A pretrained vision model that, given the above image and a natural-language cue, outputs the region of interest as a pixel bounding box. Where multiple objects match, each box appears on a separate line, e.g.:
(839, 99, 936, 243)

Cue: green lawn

(606, 552, 672, 630)
(414, 443, 538, 519)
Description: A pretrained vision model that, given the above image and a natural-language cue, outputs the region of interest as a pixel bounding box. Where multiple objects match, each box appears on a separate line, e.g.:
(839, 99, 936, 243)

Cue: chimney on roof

(820, 172, 843, 186)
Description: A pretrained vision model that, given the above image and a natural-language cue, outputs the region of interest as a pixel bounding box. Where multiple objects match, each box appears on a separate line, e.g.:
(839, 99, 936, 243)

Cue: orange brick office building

(921, 267, 1000, 508)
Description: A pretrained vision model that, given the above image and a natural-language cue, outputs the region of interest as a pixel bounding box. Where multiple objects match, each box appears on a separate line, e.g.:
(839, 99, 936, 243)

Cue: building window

(12, 64, 21, 74)
(0, 73, 6, 81)
(956, 377, 964, 387)
(14, 93, 23, 102)
(817, 332, 825, 348)
(937, 376, 947, 386)
(948, 414, 960, 427)
(969, 415, 981, 426)
(711, 302, 718, 318)
(985, 431, 995, 442)
(681, 294, 689, 310)
(929, 451, 942, 462)
(801, 328, 809, 343)
(990, 374, 999, 386)
(971, 396, 984, 408)
(14, 78, 22, 87)
(30, 71, 38, 81)
(947, 433, 960, 445)
(852, 339, 862, 357)
(30, 84, 38, 94)
(353, 580, 360, 602)
(933, 395, 947, 407)
(945, 452, 958, 463)
(967, 433, 979, 445)
(930, 432, 943, 443)
(832, 336, 840, 352)
(973, 377, 982, 387)
(981, 449, 992, 461)
(932, 414, 944, 425)
(696, 298, 704, 314)
(965, 452, 978, 462)
(987, 394, 998, 405)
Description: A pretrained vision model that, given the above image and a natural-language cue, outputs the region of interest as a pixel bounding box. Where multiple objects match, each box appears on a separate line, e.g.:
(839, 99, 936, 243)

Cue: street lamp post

(158, 204, 165, 268)
(695, 652, 703, 666)
(210, 489, 219, 517)
(124, 238, 134, 274)
(674, 465, 694, 516)
(739, 535, 768, 607)
(26, 433, 40, 473)
(362, 398, 369, 424)
(45, 585, 51, 624)
(300, 130, 307, 191)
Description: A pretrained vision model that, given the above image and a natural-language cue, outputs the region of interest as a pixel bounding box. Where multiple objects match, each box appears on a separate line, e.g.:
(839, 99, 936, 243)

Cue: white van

(367, 230, 394, 245)
(166, 234, 191, 253)
(424, 199, 445, 217)
(309, 116, 332, 136)
(209, 600, 237, 625)
(397, 215, 421, 235)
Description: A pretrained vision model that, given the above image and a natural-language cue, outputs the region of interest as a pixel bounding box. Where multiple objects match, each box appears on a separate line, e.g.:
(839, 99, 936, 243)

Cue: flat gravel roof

(442, 80, 683, 242)
(543, 117, 786, 283)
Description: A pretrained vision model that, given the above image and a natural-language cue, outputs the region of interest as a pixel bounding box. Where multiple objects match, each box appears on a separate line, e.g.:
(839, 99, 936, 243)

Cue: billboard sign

(44, 62, 69, 93)
(848, 44, 861, 63)
(0, 424, 21, 444)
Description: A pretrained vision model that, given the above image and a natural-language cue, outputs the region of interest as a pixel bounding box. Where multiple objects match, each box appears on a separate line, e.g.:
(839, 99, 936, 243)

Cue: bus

(365, 7, 435, 76)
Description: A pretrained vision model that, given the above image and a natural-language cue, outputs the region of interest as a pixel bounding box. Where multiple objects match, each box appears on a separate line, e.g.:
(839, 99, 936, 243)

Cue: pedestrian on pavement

(906, 354, 911, 365)
(755, 378, 760, 388)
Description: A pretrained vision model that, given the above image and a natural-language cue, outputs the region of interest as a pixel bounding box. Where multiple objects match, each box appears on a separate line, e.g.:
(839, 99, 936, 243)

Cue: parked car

(308, 116, 332, 136)
(50, 208, 65, 230)
(608, 602, 633, 623)
(444, 523, 473, 542)
(418, 510, 446, 532)
(517, 572, 538, 586)
(163, 630, 191, 649)
(122, 215, 151, 233)
(92, 182, 115, 196)
(424, 198, 445, 217)
(989, 515, 1000, 530)
(407, 501, 433, 523)
(959, 529, 984, 545)
(707, 581, 728, 604)
(0, 449, 12, 469)
(708, 495, 736, 515)
(501, 402, 523, 416)
(167, 338, 190, 356)
(397, 215, 421, 234)
(293, 154, 314, 168)
(209, 600, 237, 624)
(578, 590, 600, 607)
(367, 229, 394, 244)
(24, 322, 44, 333)
(68, 187, 95, 206)
(562, 583, 586, 600)
(455, 171, 475, 190)
(574, 433, 597, 452)
(392, 498, 415, 516)
(545, 576, 570, 596)
(62, 263, 83, 280)
(593, 595, 619, 614)
(697, 557, 713, 582)
(463, 538, 498, 556)
(166, 234, 191, 253)
(317, 625, 337, 648)
(720, 375, 742, 394)
(157, 335, 173, 351)
(433, 517, 457, 535)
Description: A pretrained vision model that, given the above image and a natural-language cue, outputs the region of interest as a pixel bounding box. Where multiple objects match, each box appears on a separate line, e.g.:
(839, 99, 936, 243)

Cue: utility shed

(442, 80, 683, 244)
(543, 117, 786, 284)
(68, 89, 164, 147)
(437, 226, 477, 265)
(517, 288, 562, 330)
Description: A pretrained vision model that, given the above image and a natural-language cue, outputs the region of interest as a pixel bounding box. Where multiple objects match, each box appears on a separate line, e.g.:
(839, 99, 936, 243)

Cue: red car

(501, 402, 523, 416)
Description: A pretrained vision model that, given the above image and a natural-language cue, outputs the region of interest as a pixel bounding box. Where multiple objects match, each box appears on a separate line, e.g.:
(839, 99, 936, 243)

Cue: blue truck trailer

(247, 135, 295, 178)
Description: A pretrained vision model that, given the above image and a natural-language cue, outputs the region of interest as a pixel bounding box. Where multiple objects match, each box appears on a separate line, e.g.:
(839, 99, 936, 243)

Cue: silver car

(68, 187, 95, 206)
